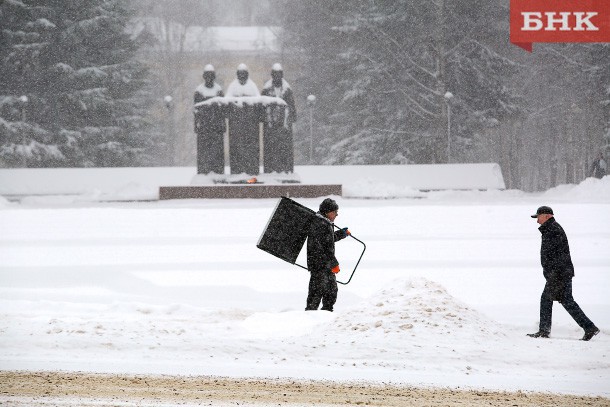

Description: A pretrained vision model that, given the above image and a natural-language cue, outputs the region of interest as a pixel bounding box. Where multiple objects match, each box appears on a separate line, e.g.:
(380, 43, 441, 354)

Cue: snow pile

(542, 176, 610, 202)
(327, 278, 503, 340)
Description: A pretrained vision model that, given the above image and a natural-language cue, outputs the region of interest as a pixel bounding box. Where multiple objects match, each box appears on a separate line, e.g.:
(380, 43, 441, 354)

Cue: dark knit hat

(319, 198, 339, 214)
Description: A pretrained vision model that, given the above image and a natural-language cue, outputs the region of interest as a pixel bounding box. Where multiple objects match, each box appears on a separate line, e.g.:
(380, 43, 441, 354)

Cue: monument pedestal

(159, 183, 341, 200)
(191, 171, 301, 185)
(160, 170, 340, 199)
(180, 96, 337, 199)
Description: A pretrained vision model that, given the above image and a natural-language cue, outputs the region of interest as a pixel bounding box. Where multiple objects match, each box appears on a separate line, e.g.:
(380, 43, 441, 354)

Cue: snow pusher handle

(257, 196, 366, 285)
(334, 227, 366, 285)
(294, 225, 366, 285)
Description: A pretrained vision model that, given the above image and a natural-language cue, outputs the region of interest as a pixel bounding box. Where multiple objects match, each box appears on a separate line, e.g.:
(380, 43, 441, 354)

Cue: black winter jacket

(306, 213, 346, 274)
(538, 217, 574, 281)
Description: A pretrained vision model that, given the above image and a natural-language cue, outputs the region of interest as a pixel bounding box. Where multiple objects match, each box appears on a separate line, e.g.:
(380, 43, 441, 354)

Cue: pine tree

(279, 0, 354, 164)
(280, 0, 521, 165)
(0, 0, 55, 166)
(0, 0, 154, 167)
(511, 42, 610, 190)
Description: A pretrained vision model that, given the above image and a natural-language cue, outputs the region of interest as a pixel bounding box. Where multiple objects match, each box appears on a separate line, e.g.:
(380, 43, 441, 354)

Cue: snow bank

(297, 163, 506, 192)
(0, 167, 191, 200)
(0, 167, 607, 203)
(327, 278, 504, 340)
(0, 164, 504, 201)
(541, 176, 610, 202)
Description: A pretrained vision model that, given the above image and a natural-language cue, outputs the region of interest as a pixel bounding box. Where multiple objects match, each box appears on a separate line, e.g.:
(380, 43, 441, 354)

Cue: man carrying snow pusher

(305, 198, 350, 312)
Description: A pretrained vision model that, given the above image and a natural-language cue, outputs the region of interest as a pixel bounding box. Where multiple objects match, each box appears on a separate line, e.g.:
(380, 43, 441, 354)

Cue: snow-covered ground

(0, 176, 609, 397)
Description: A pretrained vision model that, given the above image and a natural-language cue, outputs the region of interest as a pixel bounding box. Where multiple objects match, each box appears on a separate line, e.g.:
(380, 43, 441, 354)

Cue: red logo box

(510, 0, 610, 51)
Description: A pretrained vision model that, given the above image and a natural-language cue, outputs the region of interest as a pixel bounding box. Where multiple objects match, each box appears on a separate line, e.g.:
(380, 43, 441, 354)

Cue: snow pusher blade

(257, 196, 313, 265)
(256, 196, 366, 285)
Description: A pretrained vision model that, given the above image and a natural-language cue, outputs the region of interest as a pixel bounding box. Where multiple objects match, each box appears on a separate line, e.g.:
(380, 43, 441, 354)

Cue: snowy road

(2, 371, 609, 406)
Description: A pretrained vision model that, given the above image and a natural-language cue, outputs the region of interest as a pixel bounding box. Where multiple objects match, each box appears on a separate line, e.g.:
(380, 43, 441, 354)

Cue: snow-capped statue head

(203, 64, 216, 83)
(236, 63, 249, 84)
(271, 63, 284, 86)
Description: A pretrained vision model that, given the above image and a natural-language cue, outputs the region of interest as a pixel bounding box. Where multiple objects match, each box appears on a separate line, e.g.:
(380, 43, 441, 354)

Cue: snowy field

(0, 176, 609, 397)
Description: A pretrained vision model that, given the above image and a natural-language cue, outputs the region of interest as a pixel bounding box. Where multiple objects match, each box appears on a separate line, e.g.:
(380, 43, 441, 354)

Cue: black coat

(539, 217, 575, 281)
(306, 213, 346, 274)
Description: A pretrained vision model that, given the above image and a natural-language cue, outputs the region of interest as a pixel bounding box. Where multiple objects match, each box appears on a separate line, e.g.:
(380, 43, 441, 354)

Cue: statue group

(193, 63, 297, 178)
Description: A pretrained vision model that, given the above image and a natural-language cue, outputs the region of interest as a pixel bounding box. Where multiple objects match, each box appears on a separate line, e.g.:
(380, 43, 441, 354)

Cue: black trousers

(306, 271, 338, 312)
(539, 278, 595, 333)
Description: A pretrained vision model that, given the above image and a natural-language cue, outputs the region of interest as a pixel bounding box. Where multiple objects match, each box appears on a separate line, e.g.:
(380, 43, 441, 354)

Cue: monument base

(191, 171, 301, 185)
(159, 184, 341, 200)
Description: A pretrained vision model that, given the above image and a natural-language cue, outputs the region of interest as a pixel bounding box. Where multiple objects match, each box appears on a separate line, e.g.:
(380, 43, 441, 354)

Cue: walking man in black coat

(305, 198, 349, 312)
(527, 206, 599, 341)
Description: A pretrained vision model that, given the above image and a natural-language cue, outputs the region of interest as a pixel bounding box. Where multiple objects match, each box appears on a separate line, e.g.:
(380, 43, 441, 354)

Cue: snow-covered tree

(0, 0, 155, 167)
(280, 0, 521, 165)
(514, 43, 610, 190)
(131, 0, 219, 166)
(279, 0, 354, 164)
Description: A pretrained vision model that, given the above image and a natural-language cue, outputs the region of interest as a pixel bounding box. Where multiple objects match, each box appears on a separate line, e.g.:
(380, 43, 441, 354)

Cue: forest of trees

(1, 0, 608, 191)
(0, 0, 161, 167)
(277, 0, 609, 190)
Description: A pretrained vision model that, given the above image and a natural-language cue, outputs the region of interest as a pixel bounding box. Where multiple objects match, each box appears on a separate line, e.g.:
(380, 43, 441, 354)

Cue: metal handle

(295, 226, 366, 286)
(336, 232, 366, 285)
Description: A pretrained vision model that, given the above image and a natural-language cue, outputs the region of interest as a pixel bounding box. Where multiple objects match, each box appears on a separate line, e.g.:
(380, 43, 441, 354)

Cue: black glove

(338, 227, 350, 239)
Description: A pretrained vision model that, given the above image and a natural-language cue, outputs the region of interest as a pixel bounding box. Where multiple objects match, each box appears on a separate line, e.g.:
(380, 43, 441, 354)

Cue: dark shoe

(527, 331, 550, 338)
(581, 327, 600, 341)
